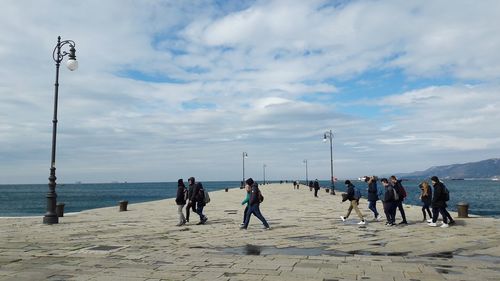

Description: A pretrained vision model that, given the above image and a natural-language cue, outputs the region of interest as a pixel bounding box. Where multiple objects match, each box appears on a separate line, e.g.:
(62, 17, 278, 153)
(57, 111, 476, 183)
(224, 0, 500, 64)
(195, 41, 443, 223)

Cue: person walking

(240, 184, 251, 226)
(241, 178, 270, 230)
(175, 179, 187, 226)
(366, 176, 382, 220)
(419, 181, 433, 222)
(380, 178, 397, 226)
(340, 180, 366, 225)
(190, 180, 208, 225)
(428, 176, 454, 227)
(390, 175, 408, 225)
(313, 179, 320, 197)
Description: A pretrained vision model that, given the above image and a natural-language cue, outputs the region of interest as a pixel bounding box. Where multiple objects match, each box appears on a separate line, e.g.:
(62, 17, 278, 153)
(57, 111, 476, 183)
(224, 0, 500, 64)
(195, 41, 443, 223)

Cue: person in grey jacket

(381, 178, 396, 226)
(240, 178, 270, 230)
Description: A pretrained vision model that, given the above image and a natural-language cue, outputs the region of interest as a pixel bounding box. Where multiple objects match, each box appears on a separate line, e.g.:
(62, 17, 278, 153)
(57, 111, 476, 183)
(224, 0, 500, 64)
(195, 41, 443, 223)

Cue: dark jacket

(383, 184, 396, 203)
(313, 180, 320, 190)
(393, 180, 405, 201)
(346, 183, 356, 201)
(188, 183, 195, 201)
(367, 181, 379, 202)
(420, 186, 432, 205)
(432, 182, 447, 208)
(192, 182, 205, 205)
(249, 183, 261, 206)
(176, 186, 187, 205)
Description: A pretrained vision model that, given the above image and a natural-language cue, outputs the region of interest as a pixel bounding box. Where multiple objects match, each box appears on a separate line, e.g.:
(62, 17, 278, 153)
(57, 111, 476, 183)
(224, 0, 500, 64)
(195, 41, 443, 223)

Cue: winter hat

(178, 179, 185, 187)
(245, 178, 254, 186)
(431, 176, 439, 182)
(344, 180, 352, 185)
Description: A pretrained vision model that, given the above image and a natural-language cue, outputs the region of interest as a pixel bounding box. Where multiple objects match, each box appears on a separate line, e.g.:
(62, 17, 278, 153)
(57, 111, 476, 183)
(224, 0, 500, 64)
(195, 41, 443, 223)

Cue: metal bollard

(56, 203, 65, 217)
(225, 188, 229, 192)
(457, 202, 469, 218)
(325, 188, 330, 193)
(119, 200, 128, 212)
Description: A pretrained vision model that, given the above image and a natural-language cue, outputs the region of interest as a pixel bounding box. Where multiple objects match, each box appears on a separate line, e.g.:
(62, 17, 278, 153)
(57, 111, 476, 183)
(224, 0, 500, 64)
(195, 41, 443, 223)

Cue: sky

(1, 0, 500, 184)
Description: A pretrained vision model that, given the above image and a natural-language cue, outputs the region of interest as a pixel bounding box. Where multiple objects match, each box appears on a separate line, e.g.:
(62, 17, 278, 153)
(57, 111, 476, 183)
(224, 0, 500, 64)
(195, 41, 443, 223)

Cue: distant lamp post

(242, 152, 248, 184)
(43, 36, 78, 225)
(263, 164, 267, 184)
(303, 159, 308, 185)
(323, 130, 335, 195)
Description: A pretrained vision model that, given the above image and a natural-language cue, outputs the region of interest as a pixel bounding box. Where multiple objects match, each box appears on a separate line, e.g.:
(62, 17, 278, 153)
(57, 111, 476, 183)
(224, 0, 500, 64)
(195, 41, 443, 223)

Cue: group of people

(175, 177, 208, 226)
(339, 175, 455, 228)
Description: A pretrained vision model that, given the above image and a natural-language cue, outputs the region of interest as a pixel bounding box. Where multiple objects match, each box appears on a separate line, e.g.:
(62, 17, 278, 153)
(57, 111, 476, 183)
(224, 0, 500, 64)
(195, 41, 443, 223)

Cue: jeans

(243, 204, 269, 228)
(368, 200, 379, 217)
(383, 202, 396, 224)
(396, 200, 407, 222)
(422, 202, 432, 220)
(177, 204, 186, 223)
(196, 203, 206, 221)
(242, 205, 249, 224)
(345, 200, 364, 220)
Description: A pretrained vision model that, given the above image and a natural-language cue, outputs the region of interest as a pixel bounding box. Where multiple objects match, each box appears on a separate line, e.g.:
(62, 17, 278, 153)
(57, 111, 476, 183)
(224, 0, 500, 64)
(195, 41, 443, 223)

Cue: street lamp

(242, 152, 248, 184)
(263, 164, 267, 184)
(323, 130, 335, 195)
(43, 36, 78, 225)
(303, 159, 308, 185)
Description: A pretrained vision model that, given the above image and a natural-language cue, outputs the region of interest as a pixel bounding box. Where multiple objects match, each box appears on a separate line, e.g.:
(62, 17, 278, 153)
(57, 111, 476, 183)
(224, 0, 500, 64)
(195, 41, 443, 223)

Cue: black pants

(432, 206, 449, 224)
(396, 200, 407, 222)
(422, 202, 432, 219)
(383, 202, 396, 224)
(185, 201, 196, 221)
(314, 188, 319, 197)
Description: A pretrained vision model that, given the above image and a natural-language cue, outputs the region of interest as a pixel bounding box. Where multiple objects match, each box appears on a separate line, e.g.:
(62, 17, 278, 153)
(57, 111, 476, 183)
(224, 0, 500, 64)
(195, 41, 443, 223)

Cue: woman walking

(419, 181, 432, 222)
(175, 179, 187, 226)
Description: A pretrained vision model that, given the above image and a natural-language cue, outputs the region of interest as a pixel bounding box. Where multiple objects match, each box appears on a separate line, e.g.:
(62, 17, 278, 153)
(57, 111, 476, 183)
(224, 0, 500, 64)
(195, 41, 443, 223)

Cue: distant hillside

(399, 158, 500, 179)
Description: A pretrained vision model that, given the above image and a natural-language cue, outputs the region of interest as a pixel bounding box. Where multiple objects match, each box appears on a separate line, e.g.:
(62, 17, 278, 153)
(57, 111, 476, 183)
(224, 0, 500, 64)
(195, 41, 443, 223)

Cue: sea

(0, 180, 498, 218)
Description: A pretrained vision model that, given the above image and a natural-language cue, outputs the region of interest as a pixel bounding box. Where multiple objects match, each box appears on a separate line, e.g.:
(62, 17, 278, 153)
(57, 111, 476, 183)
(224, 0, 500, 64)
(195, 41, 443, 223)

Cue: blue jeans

(368, 200, 379, 217)
(196, 203, 206, 221)
(243, 204, 269, 228)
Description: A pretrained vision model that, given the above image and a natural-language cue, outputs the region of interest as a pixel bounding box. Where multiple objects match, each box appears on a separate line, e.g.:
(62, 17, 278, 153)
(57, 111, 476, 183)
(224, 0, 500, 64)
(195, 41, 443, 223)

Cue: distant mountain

(399, 158, 500, 179)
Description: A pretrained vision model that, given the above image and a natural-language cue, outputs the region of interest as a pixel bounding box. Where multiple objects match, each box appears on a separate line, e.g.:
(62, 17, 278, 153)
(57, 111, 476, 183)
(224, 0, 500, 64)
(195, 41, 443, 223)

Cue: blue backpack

(354, 187, 362, 200)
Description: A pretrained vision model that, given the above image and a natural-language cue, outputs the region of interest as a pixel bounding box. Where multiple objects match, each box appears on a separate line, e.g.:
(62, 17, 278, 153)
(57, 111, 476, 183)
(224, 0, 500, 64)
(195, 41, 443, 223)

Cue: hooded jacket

(432, 181, 447, 208)
(249, 183, 261, 206)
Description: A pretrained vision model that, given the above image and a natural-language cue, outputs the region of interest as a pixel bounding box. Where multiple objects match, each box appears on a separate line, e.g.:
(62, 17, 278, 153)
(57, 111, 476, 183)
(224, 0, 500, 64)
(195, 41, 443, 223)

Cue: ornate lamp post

(263, 164, 267, 184)
(242, 152, 248, 184)
(303, 159, 308, 185)
(43, 36, 78, 224)
(323, 130, 336, 195)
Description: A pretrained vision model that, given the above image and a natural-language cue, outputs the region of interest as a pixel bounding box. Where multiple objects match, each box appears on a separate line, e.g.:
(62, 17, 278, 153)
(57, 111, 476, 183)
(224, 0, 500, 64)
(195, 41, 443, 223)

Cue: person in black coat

(175, 179, 187, 226)
(340, 180, 365, 224)
(390, 176, 408, 225)
(381, 178, 396, 226)
(313, 179, 320, 197)
(366, 176, 381, 220)
(429, 176, 454, 227)
(191, 181, 207, 225)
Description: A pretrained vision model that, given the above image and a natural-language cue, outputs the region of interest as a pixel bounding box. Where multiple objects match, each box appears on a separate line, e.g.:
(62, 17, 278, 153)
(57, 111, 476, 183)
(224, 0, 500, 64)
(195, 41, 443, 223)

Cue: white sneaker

(340, 216, 346, 222)
(428, 222, 437, 227)
(358, 220, 366, 225)
(427, 219, 433, 223)
(441, 223, 449, 228)
(376, 215, 383, 221)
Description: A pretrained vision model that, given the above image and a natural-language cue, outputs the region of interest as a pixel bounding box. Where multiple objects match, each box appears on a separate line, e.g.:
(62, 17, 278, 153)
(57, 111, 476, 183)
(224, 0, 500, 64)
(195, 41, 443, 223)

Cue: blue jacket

(249, 183, 261, 206)
(367, 181, 379, 202)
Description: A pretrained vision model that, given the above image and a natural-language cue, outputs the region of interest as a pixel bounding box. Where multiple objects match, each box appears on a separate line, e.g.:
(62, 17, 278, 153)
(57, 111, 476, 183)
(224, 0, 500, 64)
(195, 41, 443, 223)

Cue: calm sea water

(0, 180, 498, 217)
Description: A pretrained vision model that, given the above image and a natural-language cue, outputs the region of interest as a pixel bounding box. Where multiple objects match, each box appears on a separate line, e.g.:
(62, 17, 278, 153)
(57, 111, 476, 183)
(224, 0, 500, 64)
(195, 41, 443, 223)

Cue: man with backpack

(340, 180, 366, 225)
(429, 176, 455, 228)
(190, 180, 208, 225)
(380, 178, 397, 226)
(313, 179, 320, 197)
(240, 178, 270, 230)
(390, 175, 408, 225)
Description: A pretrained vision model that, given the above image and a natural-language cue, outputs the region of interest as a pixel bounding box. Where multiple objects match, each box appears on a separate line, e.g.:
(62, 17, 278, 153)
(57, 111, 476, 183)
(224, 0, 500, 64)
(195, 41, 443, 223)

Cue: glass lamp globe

(66, 59, 78, 71)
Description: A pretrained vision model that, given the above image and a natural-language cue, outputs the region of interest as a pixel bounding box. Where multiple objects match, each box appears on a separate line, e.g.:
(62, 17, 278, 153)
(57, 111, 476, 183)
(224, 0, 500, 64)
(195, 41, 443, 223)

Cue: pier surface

(0, 183, 499, 280)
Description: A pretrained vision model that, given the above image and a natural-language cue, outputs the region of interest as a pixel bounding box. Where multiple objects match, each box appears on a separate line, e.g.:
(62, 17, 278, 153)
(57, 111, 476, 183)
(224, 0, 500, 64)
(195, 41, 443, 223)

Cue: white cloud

(1, 0, 500, 183)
